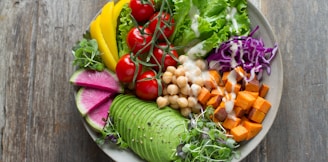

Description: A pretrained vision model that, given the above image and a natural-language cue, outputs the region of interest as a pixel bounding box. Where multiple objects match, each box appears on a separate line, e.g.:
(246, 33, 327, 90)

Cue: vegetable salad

(70, 0, 278, 161)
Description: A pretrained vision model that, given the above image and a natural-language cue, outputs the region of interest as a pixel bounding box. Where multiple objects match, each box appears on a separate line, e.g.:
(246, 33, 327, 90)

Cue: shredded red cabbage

(206, 26, 278, 80)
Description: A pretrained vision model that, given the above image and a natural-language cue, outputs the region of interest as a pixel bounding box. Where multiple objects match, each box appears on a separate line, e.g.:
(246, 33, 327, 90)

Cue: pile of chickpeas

(156, 55, 210, 117)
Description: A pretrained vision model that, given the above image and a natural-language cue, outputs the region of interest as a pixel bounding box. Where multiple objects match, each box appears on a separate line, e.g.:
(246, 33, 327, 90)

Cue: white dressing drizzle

(187, 42, 207, 58)
(226, 7, 239, 34)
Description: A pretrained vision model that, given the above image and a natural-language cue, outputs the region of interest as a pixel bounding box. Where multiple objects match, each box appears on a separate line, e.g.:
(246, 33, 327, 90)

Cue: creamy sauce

(224, 70, 238, 120)
(188, 0, 200, 37)
(226, 7, 239, 34)
(187, 41, 207, 58)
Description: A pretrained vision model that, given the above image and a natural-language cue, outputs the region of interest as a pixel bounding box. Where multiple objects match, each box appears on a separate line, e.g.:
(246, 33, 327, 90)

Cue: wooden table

(0, 0, 327, 161)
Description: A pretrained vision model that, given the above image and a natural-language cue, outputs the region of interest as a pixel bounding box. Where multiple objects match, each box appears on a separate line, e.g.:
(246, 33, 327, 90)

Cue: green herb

(96, 117, 128, 149)
(72, 35, 105, 71)
(176, 108, 240, 162)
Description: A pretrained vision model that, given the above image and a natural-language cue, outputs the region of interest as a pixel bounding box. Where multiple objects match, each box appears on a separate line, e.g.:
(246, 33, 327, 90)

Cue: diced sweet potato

(222, 117, 241, 130)
(206, 95, 222, 108)
(211, 86, 225, 97)
(244, 91, 259, 98)
(245, 77, 260, 92)
(231, 125, 248, 142)
(259, 83, 270, 98)
(235, 66, 246, 82)
(248, 108, 266, 123)
(234, 106, 245, 118)
(242, 120, 262, 140)
(221, 71, 230, 85)
(235, 91, 256, 111)
(198, 87, 211, 105)
(213, 106, 227, 122)
(240, 116, 250, 125)
(208, 70, 221, 85)
(252, 97, 271, 114)
(225, 80, 241, 94)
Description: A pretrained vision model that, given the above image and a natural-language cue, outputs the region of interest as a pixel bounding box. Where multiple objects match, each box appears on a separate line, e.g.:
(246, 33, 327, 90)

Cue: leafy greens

(170, 0, 251, 58)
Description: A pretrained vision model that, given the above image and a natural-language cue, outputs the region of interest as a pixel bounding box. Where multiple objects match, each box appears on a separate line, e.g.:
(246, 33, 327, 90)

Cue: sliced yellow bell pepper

(99, 1, 119, 62)
(90, 16, 117, 72)
(113, 0, 131, 30)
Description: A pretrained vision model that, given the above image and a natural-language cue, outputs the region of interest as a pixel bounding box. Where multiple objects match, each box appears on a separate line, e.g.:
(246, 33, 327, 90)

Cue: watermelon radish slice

(70, 69, 122, 93)
(85, 98, 112, 132)
(76, 87, 113, 116)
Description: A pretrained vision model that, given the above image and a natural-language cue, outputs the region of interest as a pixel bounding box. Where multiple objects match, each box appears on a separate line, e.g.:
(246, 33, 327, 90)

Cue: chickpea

(174, 66, 185, 76)
(177, 97, 188, 108)
(176, 76, 188, 88)
(167, 84, 179, 95)
(166, 66, 176, 74)
(178, 55, 188, 64)
(187, 96, 197, 108)
(162, 71, 173, 84)
(180, 107, 192, 117)
(171, 75, 177, 84)
(193, 76, 204, 87)
(191, 103, 202, 114)
(195, 59, 207, 70)
(162, 87, 168, 95)
(170, 104, 180, 109)
(156, 96, 169, 108)
(190, 83, 202, 96)
(180, 84, 191, 96)
(168, 95, 179, 105)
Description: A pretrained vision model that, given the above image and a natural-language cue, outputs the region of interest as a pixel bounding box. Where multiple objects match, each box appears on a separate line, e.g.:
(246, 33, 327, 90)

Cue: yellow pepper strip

(99, 1, 119, 62)
(113, 0, 131, 30)
(90, 16, 117, 72)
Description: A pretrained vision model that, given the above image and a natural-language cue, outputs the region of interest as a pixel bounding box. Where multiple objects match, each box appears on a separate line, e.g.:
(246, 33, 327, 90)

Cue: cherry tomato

(150, 43, 179, 71)
(135, 70, 160, 100)
(127, 26, 153, 54)
(129, 0, 155, 22)
(149, 12, 175, 40)
(115, 54, 142, 83)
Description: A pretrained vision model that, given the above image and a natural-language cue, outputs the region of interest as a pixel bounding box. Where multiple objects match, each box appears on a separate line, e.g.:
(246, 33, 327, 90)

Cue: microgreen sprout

(176, 107, 240, 162)
(72, 33, 104, 71)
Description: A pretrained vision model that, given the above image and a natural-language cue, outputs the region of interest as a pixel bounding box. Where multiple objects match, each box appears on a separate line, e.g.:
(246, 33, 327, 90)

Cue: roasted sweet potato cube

(231, 125, 248, 142)
(242, 120, 263, 140)
(252, 97, 271, 113)
(248, 108, 266, 123)
(225, 80, 241, 94)
(240, 116, 251, 125)
(206, 95, 222, 108)
(234, 106, 246, 118)
(221, 71, 230, 85)
(235, 91, 256, 111)
(208, 70, 221, 85)
(245, 77, 260, 92)
(235, 66, 246, 82)
(213, 106, 227, 122)
(222, 117, 241, 130)
(198, 87, 211, 105)
(244, 91, 259, 98)
(259, 83, 270, 98)
(211, 86, 225, 97)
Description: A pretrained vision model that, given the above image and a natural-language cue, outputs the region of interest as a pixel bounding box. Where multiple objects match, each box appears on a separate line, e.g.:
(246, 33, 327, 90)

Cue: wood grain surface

(0, 0, 327, 162)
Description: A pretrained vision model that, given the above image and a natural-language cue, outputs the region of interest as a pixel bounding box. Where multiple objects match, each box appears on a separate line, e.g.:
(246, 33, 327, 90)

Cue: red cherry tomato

(135, 70, 160, 100)
(127, 26, 153, 54)
(115, 54, 142, 83)
(149, 12, 175, 40)
(150, 43, 179, 71)
(129, 0, 155, 22)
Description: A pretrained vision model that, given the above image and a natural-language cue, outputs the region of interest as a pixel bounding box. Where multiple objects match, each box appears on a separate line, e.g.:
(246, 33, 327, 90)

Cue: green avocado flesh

(110, 94, 188, 162)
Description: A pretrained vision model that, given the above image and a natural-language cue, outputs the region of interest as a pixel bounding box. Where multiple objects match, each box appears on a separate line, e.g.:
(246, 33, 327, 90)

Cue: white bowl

(81, 1, 283, 161)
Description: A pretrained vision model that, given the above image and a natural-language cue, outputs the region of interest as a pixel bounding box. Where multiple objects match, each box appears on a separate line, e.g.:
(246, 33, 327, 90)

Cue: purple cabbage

(206, 26, 278, 80)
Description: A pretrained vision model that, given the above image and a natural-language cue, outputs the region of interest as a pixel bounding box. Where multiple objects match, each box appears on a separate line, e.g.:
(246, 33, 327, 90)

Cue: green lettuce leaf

(116, 4, 134, 58)
(170, 0, 250, 58)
